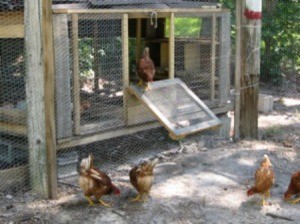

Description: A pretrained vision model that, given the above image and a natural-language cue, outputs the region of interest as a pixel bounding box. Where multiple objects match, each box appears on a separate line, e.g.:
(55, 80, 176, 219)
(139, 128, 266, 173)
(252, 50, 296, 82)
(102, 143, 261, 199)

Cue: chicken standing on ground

(136, 47, 155, 91)
(78, 154, 120, 207)
(284, 171, 300, 204)
(247, 154, 275, 206)
(129, 158, 158, 202)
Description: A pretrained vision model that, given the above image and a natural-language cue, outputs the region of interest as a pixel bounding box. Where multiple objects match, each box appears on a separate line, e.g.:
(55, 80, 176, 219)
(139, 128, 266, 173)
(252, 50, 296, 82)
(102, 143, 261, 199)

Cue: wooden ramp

(128, 78, 221, 139)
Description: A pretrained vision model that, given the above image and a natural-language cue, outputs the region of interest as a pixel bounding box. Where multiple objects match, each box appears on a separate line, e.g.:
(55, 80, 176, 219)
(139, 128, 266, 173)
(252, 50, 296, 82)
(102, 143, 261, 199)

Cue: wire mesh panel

(174, 12, 230, 109)
(0, 8, 29, 194)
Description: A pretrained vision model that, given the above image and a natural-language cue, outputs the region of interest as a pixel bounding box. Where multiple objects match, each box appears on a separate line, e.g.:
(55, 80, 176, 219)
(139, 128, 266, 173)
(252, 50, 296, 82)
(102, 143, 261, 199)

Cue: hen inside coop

(53, 6, 230, 140)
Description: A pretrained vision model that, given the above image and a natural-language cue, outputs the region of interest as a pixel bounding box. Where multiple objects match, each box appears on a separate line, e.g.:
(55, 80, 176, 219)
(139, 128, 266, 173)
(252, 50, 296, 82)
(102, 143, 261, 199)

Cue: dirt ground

(0, 98, 300, 224)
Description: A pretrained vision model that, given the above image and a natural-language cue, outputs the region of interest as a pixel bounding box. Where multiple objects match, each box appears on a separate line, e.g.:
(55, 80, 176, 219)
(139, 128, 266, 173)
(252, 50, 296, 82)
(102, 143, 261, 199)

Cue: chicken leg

(130, 193, 149, 203)
(130, 194, 142, 202)
(137, 79, 143, 86)
(85, 196, 95, 206)
(288, 197, 300, 204)
(261, 195, 266, 206)
(99, 199, 112, 207)
(266, 190, 271, 198)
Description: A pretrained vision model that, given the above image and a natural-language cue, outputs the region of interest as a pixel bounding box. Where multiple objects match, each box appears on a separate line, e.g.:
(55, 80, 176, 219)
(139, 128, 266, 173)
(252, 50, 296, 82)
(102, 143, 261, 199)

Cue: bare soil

(0, 97, 300, 224)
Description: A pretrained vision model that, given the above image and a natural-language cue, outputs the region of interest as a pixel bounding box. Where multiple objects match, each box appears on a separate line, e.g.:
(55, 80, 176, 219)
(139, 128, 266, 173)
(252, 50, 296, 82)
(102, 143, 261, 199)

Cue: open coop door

(128, 78, 221, 140)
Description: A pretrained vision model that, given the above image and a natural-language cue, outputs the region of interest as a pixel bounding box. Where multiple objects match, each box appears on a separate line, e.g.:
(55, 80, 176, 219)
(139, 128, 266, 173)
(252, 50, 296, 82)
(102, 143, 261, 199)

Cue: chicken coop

(0, 0, 231, 198)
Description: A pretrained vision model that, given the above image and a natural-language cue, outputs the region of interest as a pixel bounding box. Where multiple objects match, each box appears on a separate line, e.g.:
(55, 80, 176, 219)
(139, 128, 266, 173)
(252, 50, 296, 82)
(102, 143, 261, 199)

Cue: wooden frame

(128, 78, 221, 139)
(51, 8, 230, 146)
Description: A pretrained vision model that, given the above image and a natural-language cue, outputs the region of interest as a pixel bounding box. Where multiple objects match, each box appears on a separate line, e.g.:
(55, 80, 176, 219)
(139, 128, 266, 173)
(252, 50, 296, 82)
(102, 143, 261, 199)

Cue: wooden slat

(25, 0, 57, 198)
(0, 108, 26, 125)
(0, 122, 27, 136)
(71, 14, 81, 135)
(0, 11, 24, 38)
(57, 122, 161, 149)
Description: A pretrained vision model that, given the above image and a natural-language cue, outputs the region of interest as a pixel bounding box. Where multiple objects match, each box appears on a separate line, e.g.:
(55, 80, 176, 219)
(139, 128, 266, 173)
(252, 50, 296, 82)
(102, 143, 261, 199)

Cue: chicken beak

(150, 158, 158, 169)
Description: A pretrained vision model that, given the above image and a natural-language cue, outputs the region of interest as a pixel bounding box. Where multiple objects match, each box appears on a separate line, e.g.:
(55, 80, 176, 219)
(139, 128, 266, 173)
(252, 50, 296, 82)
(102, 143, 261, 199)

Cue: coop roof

(128, 78, 221, 140)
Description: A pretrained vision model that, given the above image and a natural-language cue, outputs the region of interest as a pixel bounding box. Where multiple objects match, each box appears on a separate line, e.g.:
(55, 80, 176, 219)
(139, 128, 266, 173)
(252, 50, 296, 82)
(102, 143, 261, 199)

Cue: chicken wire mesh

(0, 7, 29, 196)
(0, 0, 298, 200)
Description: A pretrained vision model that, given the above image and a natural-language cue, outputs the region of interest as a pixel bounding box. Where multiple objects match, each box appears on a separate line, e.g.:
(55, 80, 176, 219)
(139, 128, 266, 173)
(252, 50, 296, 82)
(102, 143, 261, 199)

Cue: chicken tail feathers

(80, 154, 93, 172)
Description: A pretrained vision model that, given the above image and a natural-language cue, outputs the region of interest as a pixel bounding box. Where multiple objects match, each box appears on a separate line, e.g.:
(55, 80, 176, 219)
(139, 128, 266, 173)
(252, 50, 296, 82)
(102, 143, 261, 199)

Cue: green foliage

(219, 0, 299, 85)
(78, 38, 94, 80)
(261, 0, 300, 84)
(166, 18, 203, 38)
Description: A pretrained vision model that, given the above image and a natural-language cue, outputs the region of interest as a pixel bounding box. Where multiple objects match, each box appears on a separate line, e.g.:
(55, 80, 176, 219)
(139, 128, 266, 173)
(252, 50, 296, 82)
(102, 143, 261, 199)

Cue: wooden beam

(71, 14, 81, 135)
(53, 8, 226, 15)
(25, 0, 57, 198)
(57, 122, 161, 149)
(169, 13, 175, 79)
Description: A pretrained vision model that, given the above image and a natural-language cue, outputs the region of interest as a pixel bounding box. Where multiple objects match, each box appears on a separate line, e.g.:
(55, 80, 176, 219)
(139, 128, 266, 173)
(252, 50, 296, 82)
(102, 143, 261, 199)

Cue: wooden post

(24, 0, 57, 198)
(210, 13, 216, 103)
(238, 0, 262, 138)
(136, 18, 142, 64)
(93, 21, 101, 92)
(122, 14, 129, 124)
(71, 14, 81, 135)
(234, 1, 242, 140)
(169, 12, 175, 79)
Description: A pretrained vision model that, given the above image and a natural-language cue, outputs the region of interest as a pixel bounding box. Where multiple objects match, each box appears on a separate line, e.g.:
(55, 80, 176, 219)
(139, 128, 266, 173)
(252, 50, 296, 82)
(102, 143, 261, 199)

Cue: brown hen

(78, 154, 120, 207)
(247, 154, 275, 206)
(136, 47, 155, 91)
(284, 171, 300, 204)
(129, 158, 158, 202)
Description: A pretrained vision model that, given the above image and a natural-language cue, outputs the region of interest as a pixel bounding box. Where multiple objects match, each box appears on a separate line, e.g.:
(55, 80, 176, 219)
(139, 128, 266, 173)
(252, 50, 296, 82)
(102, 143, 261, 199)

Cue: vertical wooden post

(93, 21, 101, 92)
(210, 13, 216, 103)
(238, 0, 262, 139)
(25, 0, 57, 198)
(234, 1, 242, 140)
(218, 12, 231, 108)
(122, 14, 129, 124)
(71, 14, 81, 135)
(136, 18, 142, 64)
(53, 14, 73, 139)
(169, 12, 175, 79)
